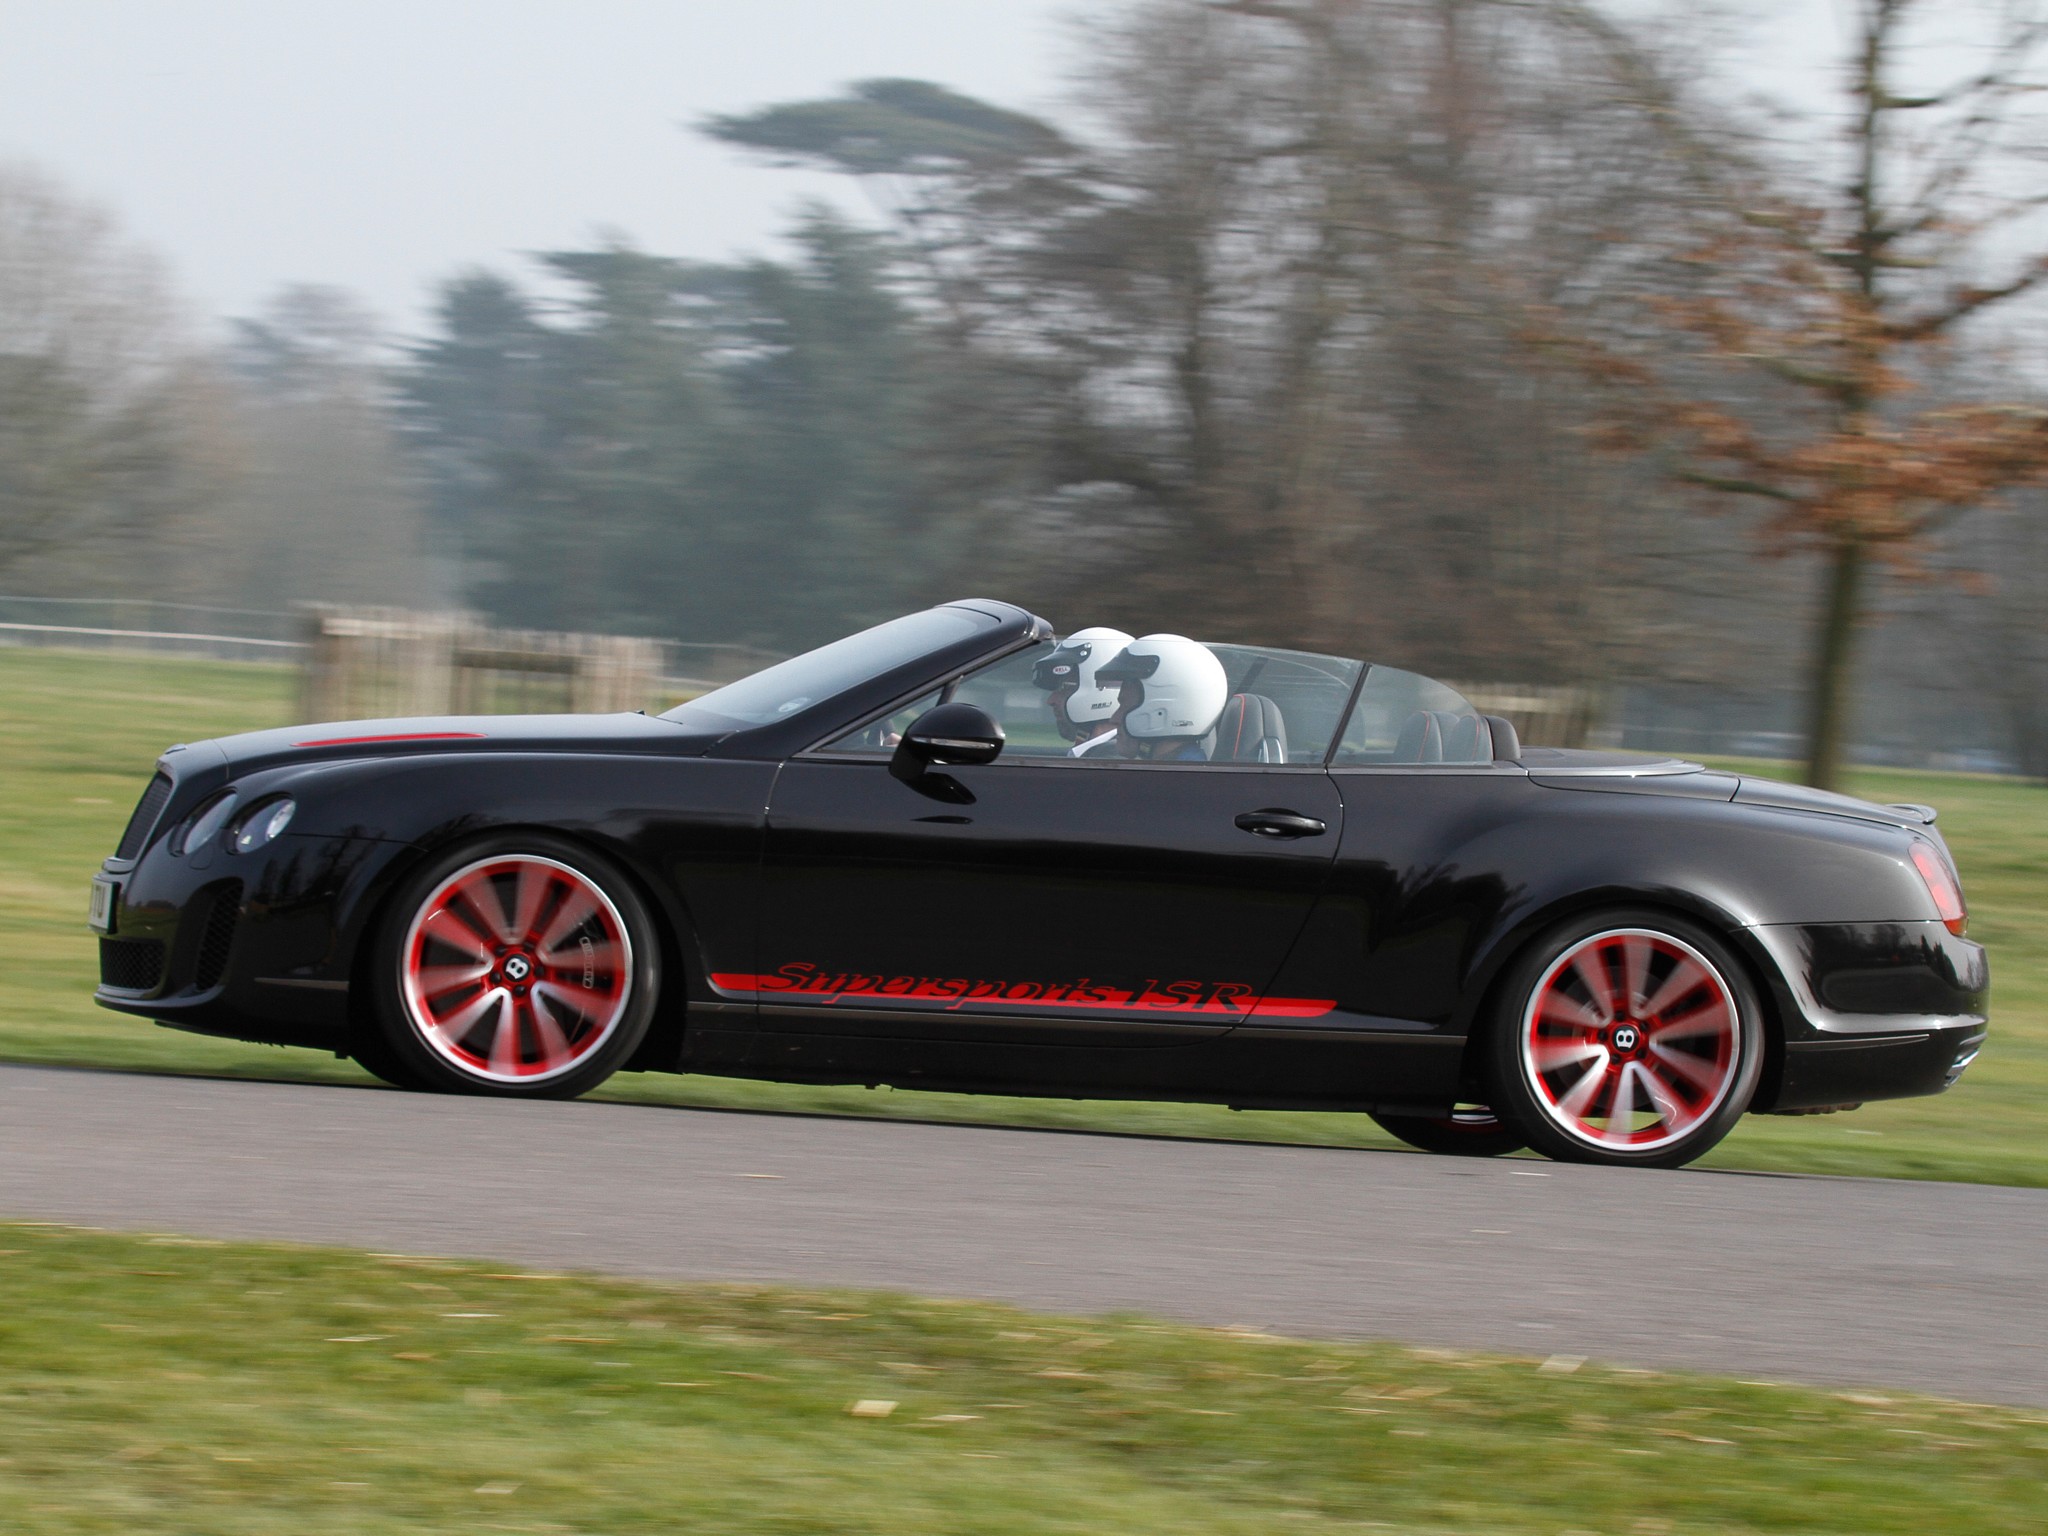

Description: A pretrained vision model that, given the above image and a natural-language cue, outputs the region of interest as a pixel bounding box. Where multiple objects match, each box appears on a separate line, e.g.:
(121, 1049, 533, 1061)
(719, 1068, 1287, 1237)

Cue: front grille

(114, 772, 174, 861)
(99, 937, 164, 992)
(193, 887, 241, 990)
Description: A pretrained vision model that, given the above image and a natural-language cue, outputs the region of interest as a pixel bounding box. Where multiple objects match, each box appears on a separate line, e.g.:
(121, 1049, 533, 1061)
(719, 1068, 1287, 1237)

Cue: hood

(208, 711, 719, 776)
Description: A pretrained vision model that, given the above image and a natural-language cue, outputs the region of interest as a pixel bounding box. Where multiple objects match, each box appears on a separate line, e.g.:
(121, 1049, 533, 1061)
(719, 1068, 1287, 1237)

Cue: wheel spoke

(439, 891, 503, 952)
(417, 911, 493, 967)
(415, 962, 492, 1008)
(487, 998, 527, 1075)
(533, 976, 614, 1021)
(1642, 958, 1709, 1022)
(1647, 1039, 1724, 1094)
(508, 864, 555, 948)
(430, 986, 503, 1048)
(528, 1005, 575, 1071)
(1538, 992, 1604, 1033)
(1569, 948, 1617, 1023)
(1648, 997, 1730, 1044)
(1633, 1061, 1685, 1129)
(1555, 1055, 1611, 1120)
(1531, 1036, 1604, 1074)
(539, 894, 602, 954)
(1620, 936, 1653, 1014)
(1604, 1062, 1638, 1143)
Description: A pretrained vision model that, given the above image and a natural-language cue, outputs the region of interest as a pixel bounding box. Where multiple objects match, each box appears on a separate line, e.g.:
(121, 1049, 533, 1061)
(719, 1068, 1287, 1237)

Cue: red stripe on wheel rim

(1519, 928, 1739, 1153)
(400, 855, 632, 1085)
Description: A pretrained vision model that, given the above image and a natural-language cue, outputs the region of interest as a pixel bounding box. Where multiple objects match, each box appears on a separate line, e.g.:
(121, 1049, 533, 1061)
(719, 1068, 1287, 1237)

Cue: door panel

(738, 758, 1344, 1043)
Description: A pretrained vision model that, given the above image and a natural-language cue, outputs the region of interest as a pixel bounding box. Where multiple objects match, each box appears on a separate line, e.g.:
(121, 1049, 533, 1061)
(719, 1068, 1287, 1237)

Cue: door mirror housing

(891, 702, 1005, 783)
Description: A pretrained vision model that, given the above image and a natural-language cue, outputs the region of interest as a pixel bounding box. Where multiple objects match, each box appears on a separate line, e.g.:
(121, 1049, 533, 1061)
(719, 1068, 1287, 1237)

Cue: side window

(1333, 666, 1489, 765)
(817, 689, 942, 755)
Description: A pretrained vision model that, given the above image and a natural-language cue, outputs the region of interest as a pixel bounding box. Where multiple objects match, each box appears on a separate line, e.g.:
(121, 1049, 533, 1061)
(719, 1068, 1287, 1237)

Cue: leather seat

(1393, 710, 1495, 764)
(1441, 713, 1490, 764)
(1393, 710, 1444, 764)
(1214, 693, 1289, 763)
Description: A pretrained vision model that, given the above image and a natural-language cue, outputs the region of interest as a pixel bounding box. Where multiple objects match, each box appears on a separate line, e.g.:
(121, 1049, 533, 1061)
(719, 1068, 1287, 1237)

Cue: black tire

(348, 1023, 430, 1090)
(364, 832, 661, 1098)
(1368, 1107, 1528, 1157)
(1486, 908, 1763, 1170)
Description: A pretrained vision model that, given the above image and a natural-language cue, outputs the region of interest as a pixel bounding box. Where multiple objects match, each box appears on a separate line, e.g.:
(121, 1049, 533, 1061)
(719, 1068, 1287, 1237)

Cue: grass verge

(3, 1221, 2045, 1534)
(3, 647, 2043, 1184)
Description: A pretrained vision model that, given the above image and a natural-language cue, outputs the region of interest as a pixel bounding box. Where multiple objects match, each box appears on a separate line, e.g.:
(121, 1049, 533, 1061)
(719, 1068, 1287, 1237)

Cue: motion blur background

(3, 0, 2045, 776)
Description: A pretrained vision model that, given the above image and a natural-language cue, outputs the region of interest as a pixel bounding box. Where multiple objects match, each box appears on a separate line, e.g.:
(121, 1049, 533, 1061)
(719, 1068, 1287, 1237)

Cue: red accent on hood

(292, 731, 489, 747)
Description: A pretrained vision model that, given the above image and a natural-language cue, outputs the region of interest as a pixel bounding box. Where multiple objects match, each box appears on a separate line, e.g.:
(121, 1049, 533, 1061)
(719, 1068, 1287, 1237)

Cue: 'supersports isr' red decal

(708, 964, 1335, 1019)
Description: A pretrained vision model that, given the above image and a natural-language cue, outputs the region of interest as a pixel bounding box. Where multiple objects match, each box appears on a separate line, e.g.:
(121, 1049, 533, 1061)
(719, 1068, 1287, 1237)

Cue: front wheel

(1368, 1107, 1527, 1158)
(1487, 911, 1763, 1169)
(364, 833, 660, 1097)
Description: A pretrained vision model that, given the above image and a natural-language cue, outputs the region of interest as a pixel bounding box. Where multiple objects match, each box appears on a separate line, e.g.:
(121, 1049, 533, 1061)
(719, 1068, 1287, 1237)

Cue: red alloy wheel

(1518, 927, 1741, 1153)
(399, 854, 633, 1085)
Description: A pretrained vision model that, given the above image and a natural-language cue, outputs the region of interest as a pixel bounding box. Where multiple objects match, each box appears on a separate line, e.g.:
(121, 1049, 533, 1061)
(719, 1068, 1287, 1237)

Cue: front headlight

(174, 791, 239, 856)
(233, 798, 296, 853)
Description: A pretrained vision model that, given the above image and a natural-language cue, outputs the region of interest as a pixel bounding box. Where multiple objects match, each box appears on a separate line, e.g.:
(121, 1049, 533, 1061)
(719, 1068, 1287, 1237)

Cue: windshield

(661, 608, 997, 731)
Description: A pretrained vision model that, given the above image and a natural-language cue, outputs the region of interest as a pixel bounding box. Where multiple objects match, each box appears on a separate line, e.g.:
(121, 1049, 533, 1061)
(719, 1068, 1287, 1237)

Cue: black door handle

(1235, 809, 1327, 839)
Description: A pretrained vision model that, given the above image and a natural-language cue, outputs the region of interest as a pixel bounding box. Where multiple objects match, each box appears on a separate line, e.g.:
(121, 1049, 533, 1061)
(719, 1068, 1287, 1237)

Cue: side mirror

(890, 702, 1005, 784)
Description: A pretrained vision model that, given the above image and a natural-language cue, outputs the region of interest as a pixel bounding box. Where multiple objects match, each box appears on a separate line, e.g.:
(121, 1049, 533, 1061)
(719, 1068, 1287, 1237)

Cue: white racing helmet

(1096, 634, 1228, 741)
(1032, 626, 1135, 741)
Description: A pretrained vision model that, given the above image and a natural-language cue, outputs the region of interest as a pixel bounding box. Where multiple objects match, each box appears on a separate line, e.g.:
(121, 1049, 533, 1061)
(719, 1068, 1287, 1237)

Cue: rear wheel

(1487, 910, 1762, 1169)
(1368, 1106, 1527, 1157)
(365, 834, 660, 1097)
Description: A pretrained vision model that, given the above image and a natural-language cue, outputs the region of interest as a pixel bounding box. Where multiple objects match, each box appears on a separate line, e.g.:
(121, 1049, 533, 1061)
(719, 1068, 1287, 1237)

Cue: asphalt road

(3, 1063, 2044, 1405)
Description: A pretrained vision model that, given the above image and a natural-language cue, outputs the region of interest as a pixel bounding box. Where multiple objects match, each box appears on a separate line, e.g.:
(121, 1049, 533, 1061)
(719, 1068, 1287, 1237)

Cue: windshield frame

(670, 600, 1049, 760)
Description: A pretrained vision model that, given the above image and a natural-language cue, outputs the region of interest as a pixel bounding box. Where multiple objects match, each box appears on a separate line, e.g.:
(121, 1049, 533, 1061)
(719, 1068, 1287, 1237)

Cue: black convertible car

(90, 599, 1987, 1168)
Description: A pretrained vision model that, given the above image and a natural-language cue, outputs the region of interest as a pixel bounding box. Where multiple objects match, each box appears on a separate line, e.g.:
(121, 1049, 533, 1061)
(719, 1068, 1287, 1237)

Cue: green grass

(2, 1221, 2044, 1535)
(3, 646, 2044, 1184)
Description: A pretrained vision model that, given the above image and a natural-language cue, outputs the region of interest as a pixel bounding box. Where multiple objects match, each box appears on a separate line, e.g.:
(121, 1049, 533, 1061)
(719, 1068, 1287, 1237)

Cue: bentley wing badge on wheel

(89, 599, 1987, 1168)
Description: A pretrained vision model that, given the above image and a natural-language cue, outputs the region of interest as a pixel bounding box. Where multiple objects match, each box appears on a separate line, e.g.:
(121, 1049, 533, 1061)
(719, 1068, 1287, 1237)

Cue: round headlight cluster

(173, 793, 297, 856)
(175, 791, 239, 856)
(235, 798, 296, 852)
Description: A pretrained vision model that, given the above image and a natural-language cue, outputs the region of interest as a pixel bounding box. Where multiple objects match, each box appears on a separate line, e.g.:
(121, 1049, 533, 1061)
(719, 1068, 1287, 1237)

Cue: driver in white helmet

(1032, 626, 1135, 758)
(1093, 634, 1229, 762)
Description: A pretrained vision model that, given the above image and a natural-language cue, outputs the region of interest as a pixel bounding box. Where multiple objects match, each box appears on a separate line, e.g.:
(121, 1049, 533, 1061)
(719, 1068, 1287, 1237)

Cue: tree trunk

(1802, 535, 1866, 791)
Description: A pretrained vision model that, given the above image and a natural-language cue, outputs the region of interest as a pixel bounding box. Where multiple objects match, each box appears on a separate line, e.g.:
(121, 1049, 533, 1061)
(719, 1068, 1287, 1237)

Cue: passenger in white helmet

(1031, 627, 1135, 758)
(1093, 634, 1229, 762)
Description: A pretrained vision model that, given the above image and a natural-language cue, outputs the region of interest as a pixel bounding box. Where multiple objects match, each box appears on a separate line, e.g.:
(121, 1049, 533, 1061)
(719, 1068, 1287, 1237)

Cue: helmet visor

(1093, 648, 1159, 685)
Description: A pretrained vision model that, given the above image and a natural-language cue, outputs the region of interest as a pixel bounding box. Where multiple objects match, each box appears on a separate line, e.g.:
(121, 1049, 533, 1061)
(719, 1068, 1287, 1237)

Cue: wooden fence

(1451, 683, 1602, 749)
(298, 608, 670, 722)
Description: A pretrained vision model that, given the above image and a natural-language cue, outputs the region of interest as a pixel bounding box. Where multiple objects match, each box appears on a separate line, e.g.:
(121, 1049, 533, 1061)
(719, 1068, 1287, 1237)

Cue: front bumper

(1745, 920, 1988, 1112)
(93, 828, 412, 1049)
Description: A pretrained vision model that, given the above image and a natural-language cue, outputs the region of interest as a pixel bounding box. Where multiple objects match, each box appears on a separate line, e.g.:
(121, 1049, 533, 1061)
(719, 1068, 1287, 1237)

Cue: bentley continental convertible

(89, 599, 1987, 1168)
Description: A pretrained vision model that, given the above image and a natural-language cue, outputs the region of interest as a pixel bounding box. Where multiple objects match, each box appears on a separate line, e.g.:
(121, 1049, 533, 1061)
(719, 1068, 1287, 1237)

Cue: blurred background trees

(0, 163, 227, 585)
(3, 0, 2045, 779)
(1532, 0, 2048, 787)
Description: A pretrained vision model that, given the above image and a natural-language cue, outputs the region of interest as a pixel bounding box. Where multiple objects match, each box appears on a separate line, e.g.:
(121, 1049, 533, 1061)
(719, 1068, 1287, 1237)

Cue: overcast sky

(0, 1, 1867, 338)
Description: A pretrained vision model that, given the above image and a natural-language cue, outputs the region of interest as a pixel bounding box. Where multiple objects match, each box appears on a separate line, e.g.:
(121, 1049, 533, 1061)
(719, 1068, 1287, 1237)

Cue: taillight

(1910, 841, 1967, 936)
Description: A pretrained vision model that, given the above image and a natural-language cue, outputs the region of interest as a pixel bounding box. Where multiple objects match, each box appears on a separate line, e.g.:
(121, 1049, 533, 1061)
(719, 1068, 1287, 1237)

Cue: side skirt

(675, 1024, 1466, 1115)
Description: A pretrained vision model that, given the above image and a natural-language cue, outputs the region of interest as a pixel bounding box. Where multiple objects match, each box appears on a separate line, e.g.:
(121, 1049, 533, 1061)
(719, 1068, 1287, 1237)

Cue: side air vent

(115, 772, 175, 861)
(193, 886, 242, 991)
(99, 937, 165, 992)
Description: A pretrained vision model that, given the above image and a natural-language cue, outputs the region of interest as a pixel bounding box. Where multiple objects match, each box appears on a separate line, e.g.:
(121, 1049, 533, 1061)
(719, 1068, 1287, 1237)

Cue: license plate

(88, 875, 118, 934)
